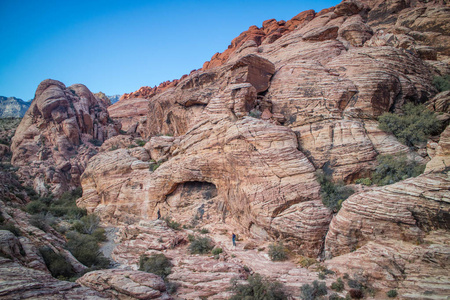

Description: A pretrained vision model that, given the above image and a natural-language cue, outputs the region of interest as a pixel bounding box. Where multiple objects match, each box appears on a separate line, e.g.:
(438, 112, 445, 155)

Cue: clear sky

(0, 0, 340, 101)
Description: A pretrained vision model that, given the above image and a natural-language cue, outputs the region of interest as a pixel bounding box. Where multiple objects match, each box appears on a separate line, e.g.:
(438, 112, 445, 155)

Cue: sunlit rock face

(74, 0, 450, 298)
(10, 79, 120, 196)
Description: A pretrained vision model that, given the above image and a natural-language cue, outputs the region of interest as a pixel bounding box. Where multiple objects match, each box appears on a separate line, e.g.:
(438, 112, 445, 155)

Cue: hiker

(157, 209, 161, 219)
(232, 232, 236, 250)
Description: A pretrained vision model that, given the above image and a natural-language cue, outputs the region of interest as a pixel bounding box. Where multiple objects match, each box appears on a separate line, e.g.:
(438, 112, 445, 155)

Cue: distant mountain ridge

(108, 94, 120, 104)
(0, 96, 30, 118)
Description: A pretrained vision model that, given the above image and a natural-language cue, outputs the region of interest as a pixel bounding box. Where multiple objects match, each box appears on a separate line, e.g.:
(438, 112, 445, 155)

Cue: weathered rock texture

(10, 79, 120, 195)
(72, 0, 450, 298)
(77, 269, 171, 299)
(0, 257, 107, 299)
(0, 96, 30, 118)
(107, 97, 149, 134)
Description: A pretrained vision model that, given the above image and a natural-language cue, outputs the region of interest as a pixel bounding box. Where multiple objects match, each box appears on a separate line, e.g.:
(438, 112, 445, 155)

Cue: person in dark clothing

(232, 233, 236, 249)
(157, 209, 161, 219)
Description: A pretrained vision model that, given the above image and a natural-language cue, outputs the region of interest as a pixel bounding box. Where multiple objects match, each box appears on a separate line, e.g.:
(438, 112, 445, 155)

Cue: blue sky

(0, 0, 340, 101)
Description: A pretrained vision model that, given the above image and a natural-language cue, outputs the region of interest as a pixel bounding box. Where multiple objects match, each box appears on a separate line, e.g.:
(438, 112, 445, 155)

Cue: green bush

(188, 236, 214, 254)
(372, 154, 425, 186)
(300, 280, 327, 300)
(331, 278, 344, 292)
(268, 242, 288, 261)
(200, 228, 209, 234)
(433, 75, 450, 92)
(378, 103, 441, 147)
(164, 217, 181, 231)
(26, 200, 47, 214)
(72, 214, 100, 235)
(39, 246, 75, 279)
(387, 289, 398, 298)
(230, 273, 288, 300)
(135, 139, 146, 147)
(248, 109, 262, 119)
(316, 171, 354, 212)
(298, 256, 317, 268)
(66, 231, 110, 268)
(355, 178, 372, 186)
(88, 139, 103, 147)
(139, 253, 172, 279)
(212, 248, 223, 255)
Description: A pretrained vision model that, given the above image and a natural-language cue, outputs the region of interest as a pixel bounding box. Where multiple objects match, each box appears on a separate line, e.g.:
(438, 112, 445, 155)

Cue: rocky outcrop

(0, 257, 107, 299)
(0, 96, 30, 118)
(77, 269, 171, 299)
(78, 115, 329, 256)
(107, 97, 149, 133)
(10, 79, 120, 195)
(324, 172, 450, 257)
(325, 231, 450, 299)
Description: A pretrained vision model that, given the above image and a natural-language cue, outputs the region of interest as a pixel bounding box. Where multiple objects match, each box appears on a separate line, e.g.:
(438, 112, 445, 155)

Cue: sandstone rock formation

(0, 96, 30, 118)
(10, 79, 120, 195)
(107, 97, 149, 134)
(4, 0, 449, 299)
(0, 257, 107, 299)
(77, 269, 171, 299)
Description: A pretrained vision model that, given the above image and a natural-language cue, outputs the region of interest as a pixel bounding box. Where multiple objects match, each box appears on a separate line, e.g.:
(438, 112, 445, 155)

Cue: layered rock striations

(7, 0, 448, 298)
(10, 79, 120, 195)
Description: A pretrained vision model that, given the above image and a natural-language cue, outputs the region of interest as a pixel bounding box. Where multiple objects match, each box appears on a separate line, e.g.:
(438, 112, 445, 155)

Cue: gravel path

(100, 227, 119, 260)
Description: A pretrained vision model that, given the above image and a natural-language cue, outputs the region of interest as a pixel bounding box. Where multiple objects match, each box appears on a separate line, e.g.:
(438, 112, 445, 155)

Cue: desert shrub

(164, 217, 181, 231)
(72, 214, 100, 235)
(135, 139, 146, 147)
(200, 228, 209, 234)
(88, 139, 103, 147)
(92, 227, 107, 242)
(39, 246, 75, 279)
(248, 109, 262, 119)
(268, 242, 288, 261)
(387, 289, 398, 298)
(230, 273, 288, 300)
(300, 280, 327, 300)
(378, 103, 441, 147)
(372, 154, 425, 186)
(149, 159, 166, 172)
(29, 213, 57, 232)
(298, 256, 317, 268)
(316, 170, 354, 212)
(347, 279, 362, 290)
(109, 145, 118, 151)
(0, 222, 21, 236)
(188, 235, 214, 254)
(318, 268, 334, 279)
(66, 231, 110, 268)
(355, 178, 372, 186)
(433, 75, 450, 92)
(139, 253, 172, 279)
(26, 200, 47, 214)
(212, 247, 223, 255)
(331, 278, 344, 292)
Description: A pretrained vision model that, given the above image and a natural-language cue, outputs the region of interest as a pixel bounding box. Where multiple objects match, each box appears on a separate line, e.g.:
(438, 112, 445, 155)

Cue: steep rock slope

(0, 96, 30, 118)
(10, 79, 120, 196)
